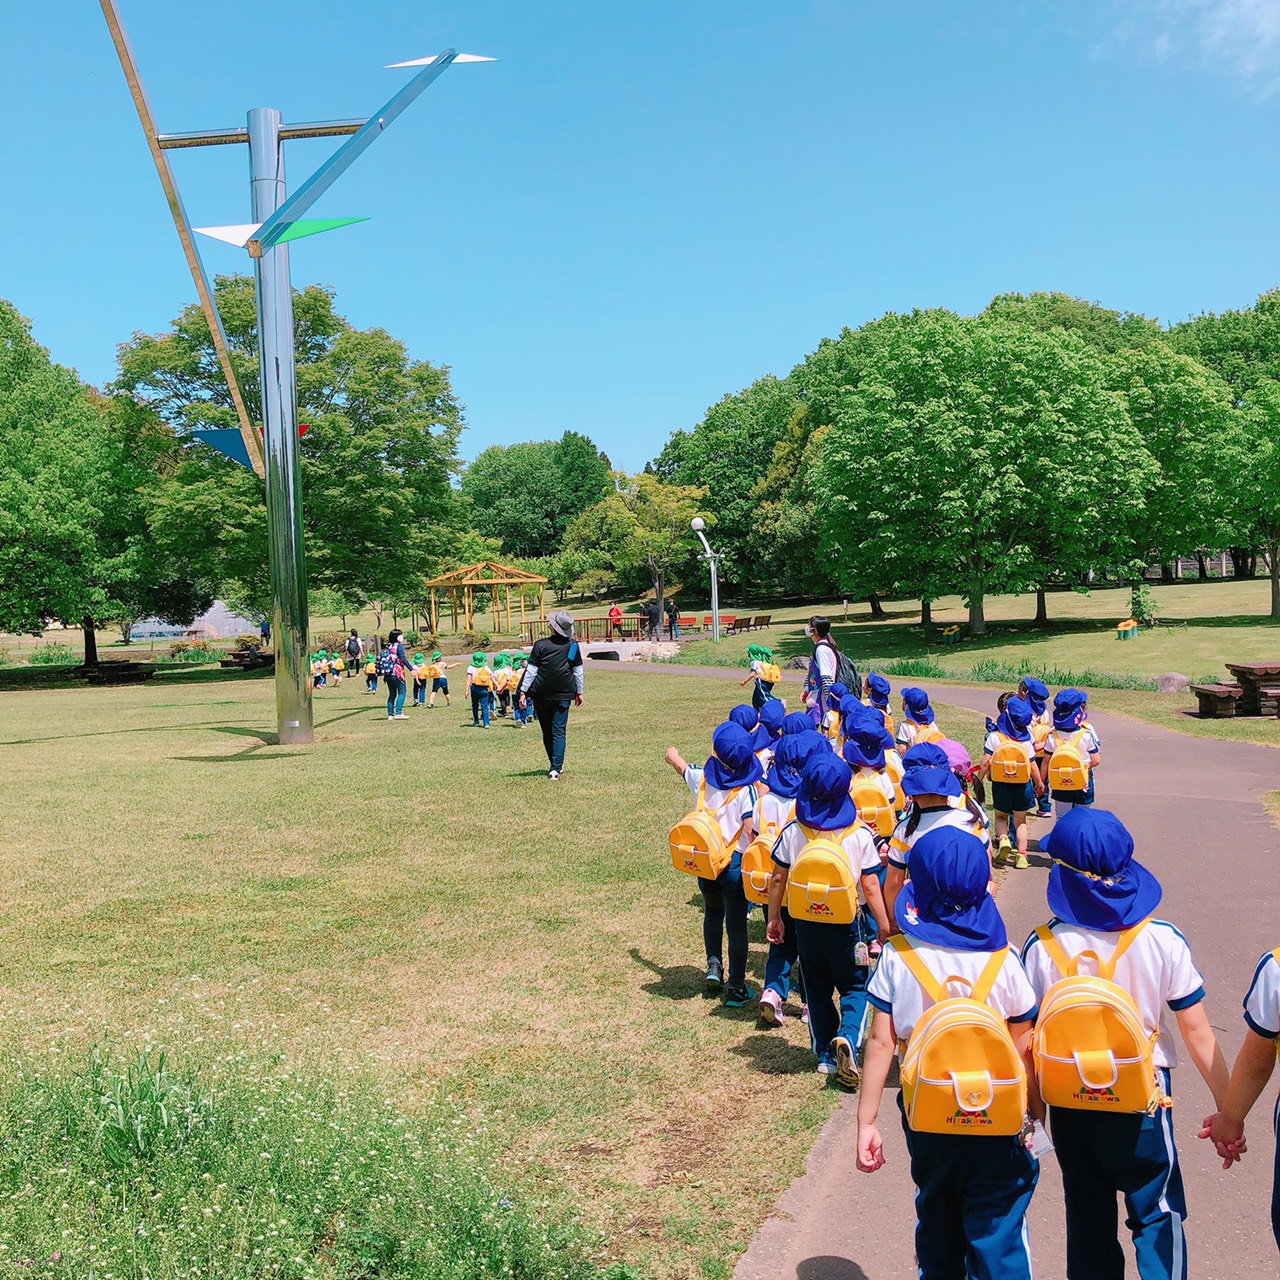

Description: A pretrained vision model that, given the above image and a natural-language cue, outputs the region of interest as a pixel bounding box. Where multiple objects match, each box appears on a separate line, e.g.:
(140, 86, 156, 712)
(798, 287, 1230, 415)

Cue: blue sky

(4, 1, 1280, 471)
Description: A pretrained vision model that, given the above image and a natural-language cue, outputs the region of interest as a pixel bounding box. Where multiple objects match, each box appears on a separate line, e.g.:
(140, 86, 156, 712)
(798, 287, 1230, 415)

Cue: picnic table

(1223, 662, 1280, 716)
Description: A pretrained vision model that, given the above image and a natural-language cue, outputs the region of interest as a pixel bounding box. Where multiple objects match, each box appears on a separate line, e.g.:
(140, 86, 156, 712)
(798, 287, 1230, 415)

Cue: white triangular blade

(385, 53, 496, 67)
(195, 223, 262, 248)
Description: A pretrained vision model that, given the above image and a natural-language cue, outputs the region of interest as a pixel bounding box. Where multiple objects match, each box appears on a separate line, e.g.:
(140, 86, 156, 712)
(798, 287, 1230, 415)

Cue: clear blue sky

(4, 1, 1280, 471)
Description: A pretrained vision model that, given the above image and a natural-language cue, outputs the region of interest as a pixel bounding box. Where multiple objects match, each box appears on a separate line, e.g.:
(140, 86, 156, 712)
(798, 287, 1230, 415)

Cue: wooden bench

(750, 614, 772, 630)
(1190, 682, 1242, 718)
(678, 615, 699, 633)
(82, 663, 156, 686)
(726, 617, 751, 635)
(1260, 685, 1280, 717)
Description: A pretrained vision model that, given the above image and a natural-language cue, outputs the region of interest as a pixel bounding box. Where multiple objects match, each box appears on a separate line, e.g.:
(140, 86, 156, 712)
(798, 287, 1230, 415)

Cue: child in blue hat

(1021, 808, 1230, 1280)
(782, 709, 817, 738)
(755, 731, 827, 1027)
(1201, 944, 1280, 1255)
(767, 753, 890, 1087)
(665, 722, 763, 1007)
(863, 671, 895, 736)
(977, 694, 1044, 870)
(897, 687, 943, 750)
(1042, 688, 1101, 818)
(884, 743, 991, 924)
(1018, 677, 1053, 816)
(859, 827, 1041, 1280)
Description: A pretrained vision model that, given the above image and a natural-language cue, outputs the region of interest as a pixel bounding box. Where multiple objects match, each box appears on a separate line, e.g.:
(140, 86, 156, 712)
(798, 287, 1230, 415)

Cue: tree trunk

(967, 591, 986, 637)
(1035, 587, 1048, 625)
(1196, 552, 1208, 581)
(373, 601, 385, 631)
(654, 572, 665, 638)
(1160, 562, 1175, 584)
(921, 599, 932, 627)
(82, 616, 99, 668)
(1270, 542, 1280, 619)
(1229, 547, 1257, 579)
(868, 592, 887, 619)
(119, 619, 134, 645)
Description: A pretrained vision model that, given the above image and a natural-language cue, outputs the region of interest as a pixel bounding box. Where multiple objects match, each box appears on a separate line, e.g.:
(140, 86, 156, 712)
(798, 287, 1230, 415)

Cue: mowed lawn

(0, 666, 988, 1278)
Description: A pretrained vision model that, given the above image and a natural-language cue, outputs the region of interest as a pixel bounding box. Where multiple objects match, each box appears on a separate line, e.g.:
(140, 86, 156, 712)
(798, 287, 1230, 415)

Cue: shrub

(159, 639, 220, 664)
(233, 634, 263, 652)
(1130, 583, 1159, 628)
(28, 641, 77, 666)
(877, 656, 948, 680)
(0, 1047, 604, 1280)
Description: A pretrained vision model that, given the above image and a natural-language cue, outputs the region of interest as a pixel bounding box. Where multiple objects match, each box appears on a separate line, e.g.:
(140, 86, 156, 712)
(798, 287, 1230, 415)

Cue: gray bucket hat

(548, 609, 574, 637)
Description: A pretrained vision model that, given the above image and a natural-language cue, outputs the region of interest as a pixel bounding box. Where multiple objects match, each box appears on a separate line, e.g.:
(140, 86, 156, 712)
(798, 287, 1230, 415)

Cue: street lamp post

(690, 517, 722, 643)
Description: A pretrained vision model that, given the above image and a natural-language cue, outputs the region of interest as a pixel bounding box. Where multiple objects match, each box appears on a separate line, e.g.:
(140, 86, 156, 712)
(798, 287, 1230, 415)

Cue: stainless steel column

(248, 107, 313, 745)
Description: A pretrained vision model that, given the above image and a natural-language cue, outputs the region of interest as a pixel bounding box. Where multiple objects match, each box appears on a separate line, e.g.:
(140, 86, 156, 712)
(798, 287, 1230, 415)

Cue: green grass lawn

(0, 664, 989, 1278)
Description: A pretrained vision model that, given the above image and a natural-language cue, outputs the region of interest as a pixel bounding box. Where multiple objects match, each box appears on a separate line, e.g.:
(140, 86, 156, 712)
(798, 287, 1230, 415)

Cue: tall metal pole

(248, 107, 313, 745)
(709, 553, 721, 644)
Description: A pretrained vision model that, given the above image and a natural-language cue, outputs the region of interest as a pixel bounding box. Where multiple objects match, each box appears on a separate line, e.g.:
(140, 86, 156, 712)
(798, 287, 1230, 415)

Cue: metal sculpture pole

(248, 108, 312, 743)
(100, 0, 492, 746)
(691, 519, 722, 643)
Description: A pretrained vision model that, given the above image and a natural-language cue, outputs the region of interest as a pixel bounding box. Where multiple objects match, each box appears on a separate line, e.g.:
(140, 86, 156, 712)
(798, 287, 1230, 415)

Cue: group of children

(462, 650, 536, 728)
(665, 668, 1279, 1278)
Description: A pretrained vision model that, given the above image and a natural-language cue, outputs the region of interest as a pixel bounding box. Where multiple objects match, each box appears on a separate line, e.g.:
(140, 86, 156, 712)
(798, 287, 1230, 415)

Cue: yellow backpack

(891, 937, 1028, 1136)
(786, 823, 863, 924)
(912, 721, 944, 746)
(1047, 730, 1092, 792)
(867, 702, 897, 736)
(1030, 716, 1052, 755)
(850, 773, 896, 837)
(427, 662, 443, 680)
(472, 666, 493, 689)
(669, 782, 746, 879)
(1031, 920, 1168, 1114)
(741, 817, 783, 905)
(989, 733, 1032, 784)
(757, 661, 782, 685)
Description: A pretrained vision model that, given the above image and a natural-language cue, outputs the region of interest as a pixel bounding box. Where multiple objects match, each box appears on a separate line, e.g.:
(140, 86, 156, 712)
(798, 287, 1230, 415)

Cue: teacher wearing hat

(517, 609, 584, 780)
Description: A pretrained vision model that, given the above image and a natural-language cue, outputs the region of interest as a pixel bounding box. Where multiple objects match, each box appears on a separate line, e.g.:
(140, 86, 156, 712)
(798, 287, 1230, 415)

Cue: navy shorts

(991, 779, 1036, 815)
(432, 678, 449, 693)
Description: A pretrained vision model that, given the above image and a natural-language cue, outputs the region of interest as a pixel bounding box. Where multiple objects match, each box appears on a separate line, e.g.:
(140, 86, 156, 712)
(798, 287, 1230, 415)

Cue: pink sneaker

(759, 989, 783, 1026)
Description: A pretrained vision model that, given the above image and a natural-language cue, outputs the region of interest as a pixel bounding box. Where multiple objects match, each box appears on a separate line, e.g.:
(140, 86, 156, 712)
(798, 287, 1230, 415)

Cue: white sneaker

(394, 713, 409, 719)
(549, 769, 560, 780)
(759, 989, 784, 1026)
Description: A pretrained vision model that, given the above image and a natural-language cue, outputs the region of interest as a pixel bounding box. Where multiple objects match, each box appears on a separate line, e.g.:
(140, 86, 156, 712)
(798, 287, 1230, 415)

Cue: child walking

(859, 827, 1042, 1280)
(741, 644, 781, 711)
(896, 688, 943, 750)
(768, 753, 890, 1087)
(1019, 677, 1053, 817)
(977, 695, 1043, 870)
(1022, 809, 1230, 1280)
(863, 672, 895, 737)
(364, 655, 379, 694)
(1042, 688, 1101, 818)
(411, 652, 428, 706)
(492, 653, 513, 718)
(665, 722, 762, 1007)
(426, 651, 452, 707)
(466, 651, 495, 729)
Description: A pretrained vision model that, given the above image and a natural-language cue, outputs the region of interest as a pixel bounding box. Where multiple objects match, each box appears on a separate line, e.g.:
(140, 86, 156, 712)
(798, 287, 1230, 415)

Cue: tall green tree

(811, 310, 1153, 635)
(1225, 380, 1280, 617)
(984, 291, 1161, 353)
(116, 276, 467, 616)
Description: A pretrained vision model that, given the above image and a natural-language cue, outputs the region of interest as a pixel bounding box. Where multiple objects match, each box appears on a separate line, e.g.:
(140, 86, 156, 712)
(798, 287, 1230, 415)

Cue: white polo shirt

(770, 819, 880, 906)
(756, 791, 796, 840)
(868, 941, 1038, 1050)
(1243, 949, 1280, 1040)
(1021, 918, 1205, 1070)
(1042, 726, 1102, 759)
(888, 804, 990, 871)
(683, 766, 756, 853)
(850, 767, 897, 809)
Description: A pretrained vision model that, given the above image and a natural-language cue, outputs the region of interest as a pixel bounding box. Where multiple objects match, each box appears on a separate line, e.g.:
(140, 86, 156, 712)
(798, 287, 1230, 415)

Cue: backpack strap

(1096, 918, 1151, 982)
(1033, 924, 1074, 979)
(887, 935, 945, 1004)
(1035, 918, 1151, 980)
(969, 947, 1009, 1004)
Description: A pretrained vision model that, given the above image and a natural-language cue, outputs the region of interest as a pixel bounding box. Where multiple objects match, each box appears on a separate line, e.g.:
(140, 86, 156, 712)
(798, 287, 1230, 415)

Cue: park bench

(1190, 682, 1242, 718)
(678, 615, 699, 632)
(750, 614, 772, 630)
(82, 662, 156, 686)
(726, 617, 752, 636)
(1260, 685, 1280, 717)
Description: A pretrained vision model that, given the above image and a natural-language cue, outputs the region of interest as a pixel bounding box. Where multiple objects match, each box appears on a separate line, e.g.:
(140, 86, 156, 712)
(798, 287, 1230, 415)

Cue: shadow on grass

(728, 1032, 816, 1075)
(629, 948, 708, 1002)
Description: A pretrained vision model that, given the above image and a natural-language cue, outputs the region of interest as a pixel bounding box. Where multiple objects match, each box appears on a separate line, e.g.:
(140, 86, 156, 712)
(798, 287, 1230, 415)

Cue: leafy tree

(1225, 380, 1280, 617)
(984, 291, 1161, 353)
(116, 276, 467, 615)
(811, 310, 1153, 635)
(459, 432, 612, 559)
(653, 375, 800, 588)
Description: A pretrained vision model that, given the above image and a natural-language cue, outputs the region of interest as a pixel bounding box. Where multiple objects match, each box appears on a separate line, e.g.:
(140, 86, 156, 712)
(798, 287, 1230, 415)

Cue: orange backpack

(669, 782, 747, 880)
(850, 772, 896, 837)
(989, 733, 1032, 785)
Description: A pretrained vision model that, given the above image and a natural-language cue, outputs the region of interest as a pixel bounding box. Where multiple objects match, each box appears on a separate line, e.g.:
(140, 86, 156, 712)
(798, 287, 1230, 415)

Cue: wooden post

(505, 585, 512, 633)
(519, 588, 526, 643)
(539, 585, 546, 621)
(451, 590, 458, 633)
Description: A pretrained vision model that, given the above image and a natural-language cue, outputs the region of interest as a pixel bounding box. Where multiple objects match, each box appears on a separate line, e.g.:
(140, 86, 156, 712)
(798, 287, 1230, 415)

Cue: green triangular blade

(275, 217, 370, 245)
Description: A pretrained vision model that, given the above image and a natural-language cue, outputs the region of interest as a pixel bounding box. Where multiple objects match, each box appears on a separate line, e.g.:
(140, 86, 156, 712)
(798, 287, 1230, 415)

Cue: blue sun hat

(995, 695, 1034, 742)
(782, 710, 814, 737)
(828, 682, 850, 704)
(1041, 808, 1162, 931)
(728, 703, 771, 752)
(758, 698, 786, 740)
(1053, 688, 1088, 733)
(841, 705, 888, 770)
(795, 753, 860, 831)
(902, 687, 935, 724)
(1021, 677, 1049, 718)
(897, 828, 1008, 951)
(765, 731, 828, 800)
(704, 722, 765, 791)
(900, 741, 962, 798)
(865, 672, 891, 709)
(838, 693, 866, 731)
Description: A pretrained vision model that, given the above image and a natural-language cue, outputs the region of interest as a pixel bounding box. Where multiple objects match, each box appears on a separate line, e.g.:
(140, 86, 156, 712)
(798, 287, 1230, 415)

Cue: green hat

(432, 650, 442, 661)
(414, 652, 425, 664)
(494, 652, 510, 669)
(473, 650, 487, 665)
(747, 643, 773, 663)
(318, 649, 328, 658)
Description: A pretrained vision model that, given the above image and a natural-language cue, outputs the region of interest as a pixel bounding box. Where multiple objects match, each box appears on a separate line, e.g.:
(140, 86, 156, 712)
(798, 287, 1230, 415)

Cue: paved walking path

(610, 666, 1280, 1278)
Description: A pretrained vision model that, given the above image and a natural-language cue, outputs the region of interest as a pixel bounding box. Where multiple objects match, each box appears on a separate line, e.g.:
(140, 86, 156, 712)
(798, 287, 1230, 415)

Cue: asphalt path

(607, 665, 1280, 1279)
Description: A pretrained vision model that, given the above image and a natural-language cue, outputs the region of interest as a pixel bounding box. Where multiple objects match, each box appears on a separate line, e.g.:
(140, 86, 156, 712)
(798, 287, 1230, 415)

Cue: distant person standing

(517, 610, 584, 780)
(379, 628, 412, 721)
(608, 600, 623, 638)
(666, 596, 679, 639)
(647, 599, 662, 641)
(344, 629, 363, 672)
(259, 616, 270, 645)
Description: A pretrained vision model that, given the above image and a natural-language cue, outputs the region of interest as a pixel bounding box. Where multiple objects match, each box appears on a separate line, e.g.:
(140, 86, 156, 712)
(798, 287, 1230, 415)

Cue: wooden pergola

(423, 561, 548, 635)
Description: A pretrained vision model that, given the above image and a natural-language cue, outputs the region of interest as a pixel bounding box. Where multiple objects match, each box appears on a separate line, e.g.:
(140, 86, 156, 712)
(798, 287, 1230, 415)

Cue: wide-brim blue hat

(902, 687, 935, 724)
(795, 752, 860, 830)
(995, 695, 1033, 742)
(901, 763, 962, 798)
(866, 672, 891, 707)
(1021, 677, 1049, 716)
(758, 698, 786, 739)
(782, 711, 814, 736)
(704, 722, 765, 791)
(901, 742, 950, 771)
(728, 703, 771, 753)
(1053, 688, 1088, 732)
(766, 731, 828, 799)
(1042, 808, 1161, 931)
(896, 828, 1008, 951)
